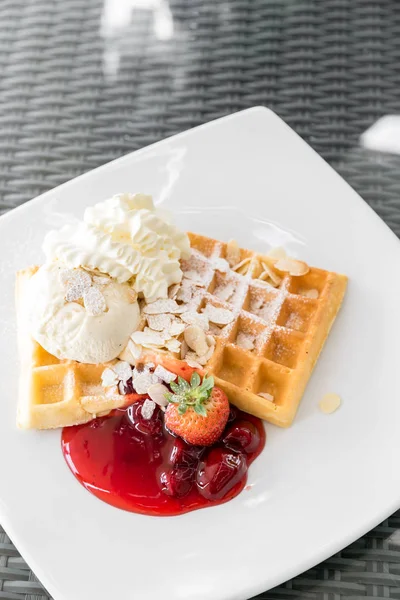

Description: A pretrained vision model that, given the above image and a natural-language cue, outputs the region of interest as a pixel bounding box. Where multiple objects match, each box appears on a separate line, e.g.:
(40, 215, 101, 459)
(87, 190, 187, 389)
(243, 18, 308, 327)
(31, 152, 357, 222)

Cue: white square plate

(1, 107, 400, 600)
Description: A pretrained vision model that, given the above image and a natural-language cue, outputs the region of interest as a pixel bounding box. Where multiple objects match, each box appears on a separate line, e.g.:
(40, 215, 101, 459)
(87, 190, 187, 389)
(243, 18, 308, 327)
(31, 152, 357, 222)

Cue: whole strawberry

(165, 373, 229, 446)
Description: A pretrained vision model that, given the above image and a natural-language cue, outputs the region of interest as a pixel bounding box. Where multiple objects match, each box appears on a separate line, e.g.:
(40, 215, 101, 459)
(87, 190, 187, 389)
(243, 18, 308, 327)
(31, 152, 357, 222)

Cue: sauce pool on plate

(61, 399, 266, 516)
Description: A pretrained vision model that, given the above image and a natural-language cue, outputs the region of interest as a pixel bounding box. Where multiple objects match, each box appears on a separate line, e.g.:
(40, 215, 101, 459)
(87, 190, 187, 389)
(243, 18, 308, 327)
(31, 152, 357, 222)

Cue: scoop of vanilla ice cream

(28, 262, 141, 364)
(43, 193, 190, 301)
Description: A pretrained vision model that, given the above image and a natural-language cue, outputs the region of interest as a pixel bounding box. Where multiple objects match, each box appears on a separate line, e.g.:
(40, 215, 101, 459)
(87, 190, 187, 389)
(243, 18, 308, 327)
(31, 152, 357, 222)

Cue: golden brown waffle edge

(16, 233, 347, 429)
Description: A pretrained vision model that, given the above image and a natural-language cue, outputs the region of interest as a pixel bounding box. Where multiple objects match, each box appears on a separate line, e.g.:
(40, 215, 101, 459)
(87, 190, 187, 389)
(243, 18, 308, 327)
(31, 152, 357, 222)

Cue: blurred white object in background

(360, 115, 400, 155)
(100, 0, 174, 81)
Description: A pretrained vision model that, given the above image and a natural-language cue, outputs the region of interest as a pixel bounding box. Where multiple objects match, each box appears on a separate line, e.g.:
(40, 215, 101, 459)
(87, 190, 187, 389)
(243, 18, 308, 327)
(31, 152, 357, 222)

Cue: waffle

(16, 267, 128, 429)
(147, 233, 347, 427)
(16, 235, 347, 429)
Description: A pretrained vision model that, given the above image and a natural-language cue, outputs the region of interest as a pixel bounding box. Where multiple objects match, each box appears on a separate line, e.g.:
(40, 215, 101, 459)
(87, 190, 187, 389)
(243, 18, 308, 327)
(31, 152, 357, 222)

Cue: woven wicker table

(1, 0, 400, 598)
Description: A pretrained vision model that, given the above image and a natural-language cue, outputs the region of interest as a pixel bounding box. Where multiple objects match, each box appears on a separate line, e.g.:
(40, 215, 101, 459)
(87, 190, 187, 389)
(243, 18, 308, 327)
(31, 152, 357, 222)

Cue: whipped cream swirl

(43, 193, 190, 301)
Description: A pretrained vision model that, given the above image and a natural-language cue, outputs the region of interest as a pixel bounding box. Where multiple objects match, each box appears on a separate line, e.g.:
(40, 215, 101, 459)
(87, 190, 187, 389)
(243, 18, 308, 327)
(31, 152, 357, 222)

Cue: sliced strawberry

(164, 373, 229, 446)
(142, 352, 203, 383)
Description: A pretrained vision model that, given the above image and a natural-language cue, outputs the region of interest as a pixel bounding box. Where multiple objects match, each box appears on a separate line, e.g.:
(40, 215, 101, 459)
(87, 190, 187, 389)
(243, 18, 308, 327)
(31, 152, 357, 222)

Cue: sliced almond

(147, 383, 170, 407)
(147, 314, 172, 332)
(176, 285, 193, 303)
(184, 325, 209, 356)
(93, 275, 110, 285)
(186, 344, 214, 365)
(232, 257, 251, 273)
(83, 287, 107, 316)
(131, 330, 166, 347)
(238, 265, 251, 276)
(274, 258, 309, 276)
(261, 262, 281, 286)
(154, 365, 177, 384)
(118, 344, 136, 365)
(258, 271, 269, 282)
(169, 318, 186, 337)
(203, 304, 234, 325)
(255, 279, 273, 288)
(62, 269, 92, 294)
(113, 361, 133, 382)
(258, 392, 274, 402)
(185, 351, 207, 366)
(165, 338, 181, 353)
(185, 356, 203, 369)
(226, 239, 241, 267)
(101, 367, 118, 387)
(180, 339, 189, 359)
(143, 299, 180, 314)
(206, 334, 215, 347)
(168, 283, 180, 299)
(170, 304, 188, 314)
(267, 247, 287, 259)
(181, 311, 209, 330)
(319, 393, 341, 414)
(141, 399, 156, 420)
(301, 288, 319, 299)
(121, 339, 143, 363)
(133, 372, 160, 394)
(60, 268, 78, 286)
(198, 343, 215, 364)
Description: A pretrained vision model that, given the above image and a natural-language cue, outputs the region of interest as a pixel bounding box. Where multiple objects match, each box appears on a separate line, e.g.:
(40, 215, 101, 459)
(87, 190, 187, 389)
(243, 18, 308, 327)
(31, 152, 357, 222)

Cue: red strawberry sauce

(61, 400, 266, 516)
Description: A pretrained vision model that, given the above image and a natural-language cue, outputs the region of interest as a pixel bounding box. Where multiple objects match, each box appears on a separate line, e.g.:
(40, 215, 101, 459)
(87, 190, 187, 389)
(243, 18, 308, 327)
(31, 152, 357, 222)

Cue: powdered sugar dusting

(163, 242, 289, 357)
(236, 331, 255, 351)
(286, 313, 303, 331)
(212, 258, 229, 273)
(214, 279, 236, 302)
(131, 238, 312, 376)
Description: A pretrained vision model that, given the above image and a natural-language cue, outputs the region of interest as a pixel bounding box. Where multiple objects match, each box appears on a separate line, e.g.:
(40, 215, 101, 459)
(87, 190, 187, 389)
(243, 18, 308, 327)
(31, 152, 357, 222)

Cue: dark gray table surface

(1, 0, 400, 598)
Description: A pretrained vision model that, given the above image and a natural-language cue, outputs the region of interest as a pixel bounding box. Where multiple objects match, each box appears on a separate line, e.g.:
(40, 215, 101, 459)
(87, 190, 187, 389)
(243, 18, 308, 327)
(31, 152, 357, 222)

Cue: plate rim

(1, 106, 400, 600)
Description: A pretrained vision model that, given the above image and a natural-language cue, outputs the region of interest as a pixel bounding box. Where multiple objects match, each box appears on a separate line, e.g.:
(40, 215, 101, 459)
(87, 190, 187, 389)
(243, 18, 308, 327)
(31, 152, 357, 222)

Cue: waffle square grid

(176, 233, 347, 427)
